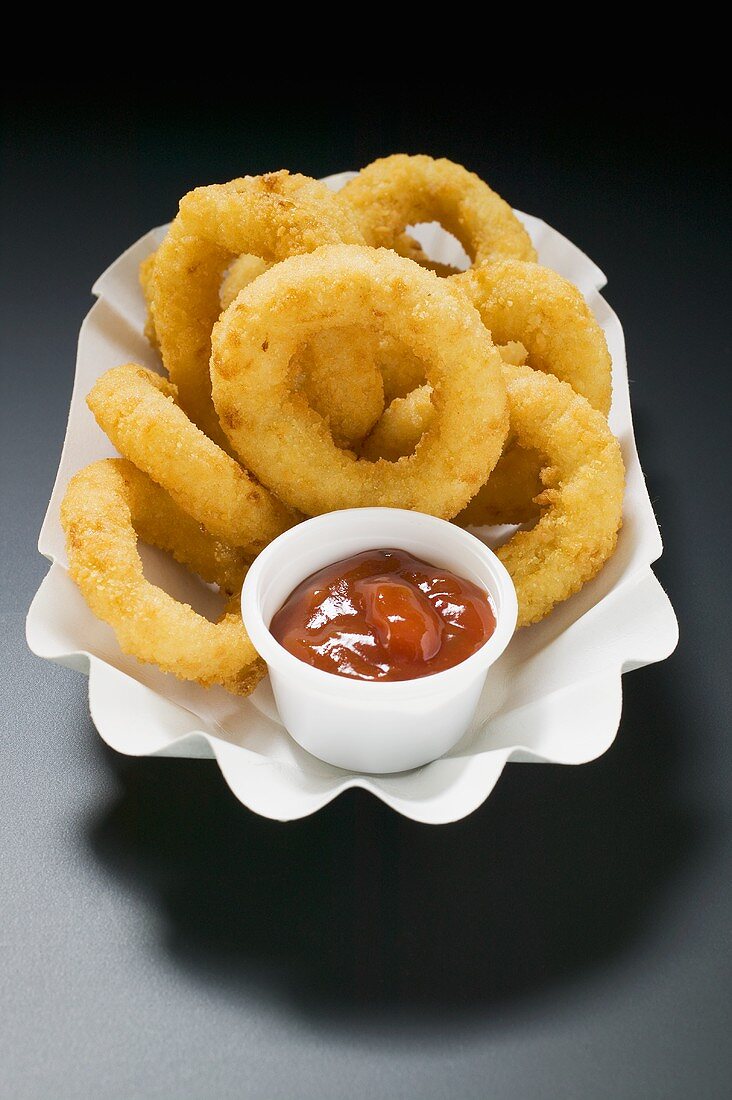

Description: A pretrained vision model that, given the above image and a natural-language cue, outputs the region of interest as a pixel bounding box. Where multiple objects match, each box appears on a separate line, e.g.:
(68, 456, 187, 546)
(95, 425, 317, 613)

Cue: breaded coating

(150, 171, 366, 445)
(340, 154, 536, 266)
(455, 260, 612, 415)
(87, 364, 296, 553)
(496, 365, 624, 625)
(60, 459, 264, 693)
(211, 245, 509, 519)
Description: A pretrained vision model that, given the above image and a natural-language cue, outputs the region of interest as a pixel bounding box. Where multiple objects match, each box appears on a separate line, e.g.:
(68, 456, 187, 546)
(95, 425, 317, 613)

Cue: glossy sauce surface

(270, 548, 496, 682)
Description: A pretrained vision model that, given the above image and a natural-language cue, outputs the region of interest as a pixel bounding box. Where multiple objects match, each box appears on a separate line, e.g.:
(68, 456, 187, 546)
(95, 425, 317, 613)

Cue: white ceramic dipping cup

(242, 509, 517, 773)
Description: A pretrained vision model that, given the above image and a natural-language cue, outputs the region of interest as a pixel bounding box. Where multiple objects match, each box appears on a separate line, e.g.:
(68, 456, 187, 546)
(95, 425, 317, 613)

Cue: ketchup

(270, 548, 496, 682)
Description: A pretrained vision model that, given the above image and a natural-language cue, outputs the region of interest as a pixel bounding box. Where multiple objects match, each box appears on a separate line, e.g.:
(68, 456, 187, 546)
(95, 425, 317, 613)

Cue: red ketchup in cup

(270, 548, 496, 682)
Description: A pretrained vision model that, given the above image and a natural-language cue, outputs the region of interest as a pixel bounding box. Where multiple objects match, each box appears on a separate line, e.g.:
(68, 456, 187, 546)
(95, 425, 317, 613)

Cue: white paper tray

(26, 172, 678, 823)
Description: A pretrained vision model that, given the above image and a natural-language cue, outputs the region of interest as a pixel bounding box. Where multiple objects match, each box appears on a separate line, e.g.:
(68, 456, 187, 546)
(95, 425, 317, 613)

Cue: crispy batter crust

(340, 154, 536, 267)
(222, 255, 385, 449)
(360, 383, 435, 463)
(87, 364, 295, 553)
(211, 245, 509, 518)
(361, 342, 527, 462)
(496, 365, 624, 626)
(454, 260, 612, 416)
(219, 253, 272, 309)
(138, 252, 159, 350)
(60, 459, 264, 693)
(146, 245, 385, 452)
(361, 344, 540, 525)
(455, 260, 614, 523)
(150, 171, 366, 445)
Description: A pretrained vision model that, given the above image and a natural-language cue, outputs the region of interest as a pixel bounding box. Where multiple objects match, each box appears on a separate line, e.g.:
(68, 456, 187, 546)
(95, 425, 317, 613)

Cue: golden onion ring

(87, 364, 296, 553)
(339, 154, 536, 268)
(496, 364, 624, 625)
(211, 244, 509, 519)
(454, 259, 612, 416)
(60, 459, 264, 693)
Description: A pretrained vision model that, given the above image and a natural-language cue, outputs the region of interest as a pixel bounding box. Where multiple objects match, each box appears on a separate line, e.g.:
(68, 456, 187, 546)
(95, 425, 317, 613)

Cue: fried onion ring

(60, 459, 264, 693)
(141, 252, 270, 353)
(360, 383, 435, 463)
(455, 260, 613, 523)
(454, 260, 612, 416)
(363, 388, 544, 526)
(149, 171, 366, 445)
(144, 243, 386, 451)
(211, 244, 509, 518)
(87, 364, 295, 553)
(496, 364, 624, 625)
(339, 154, 537, 268)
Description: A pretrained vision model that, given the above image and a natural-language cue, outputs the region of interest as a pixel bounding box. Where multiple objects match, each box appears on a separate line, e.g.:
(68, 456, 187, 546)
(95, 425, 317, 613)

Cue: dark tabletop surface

(1, 89, 730, 1099)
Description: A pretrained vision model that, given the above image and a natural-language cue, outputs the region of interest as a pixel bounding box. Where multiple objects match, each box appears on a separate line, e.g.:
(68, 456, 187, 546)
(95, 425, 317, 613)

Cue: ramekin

(241, 509, 517, 773)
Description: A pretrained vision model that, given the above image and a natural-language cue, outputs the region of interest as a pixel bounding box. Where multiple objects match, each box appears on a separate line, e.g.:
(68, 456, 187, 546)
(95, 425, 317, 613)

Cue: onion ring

(87, 364, 296, 553)
(359, 345, 622, 564)
(496, 364, 624, 626)
(60, 459, 264, 693)
(141, 252, 270, 353)
(360, 383, 435, 463)
(293, 328, 385, 448)
(452, 260, 613, 523)
(147, 245, 385, 452)
(149, 171, 366, 445)
(363, 392, 544, 526)
(339, 154, 537, 268)
(210, 244, 509, 518)
(453, 260, 612, 415)
(144, 244, 386, 451)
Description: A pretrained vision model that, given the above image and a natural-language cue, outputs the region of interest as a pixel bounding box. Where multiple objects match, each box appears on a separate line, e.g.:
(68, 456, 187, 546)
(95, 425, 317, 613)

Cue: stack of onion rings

(62, 156, 625, 697)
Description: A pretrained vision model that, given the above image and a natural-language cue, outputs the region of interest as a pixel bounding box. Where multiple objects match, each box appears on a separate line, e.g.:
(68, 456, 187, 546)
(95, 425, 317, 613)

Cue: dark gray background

(2, 89, 730, 1099)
